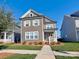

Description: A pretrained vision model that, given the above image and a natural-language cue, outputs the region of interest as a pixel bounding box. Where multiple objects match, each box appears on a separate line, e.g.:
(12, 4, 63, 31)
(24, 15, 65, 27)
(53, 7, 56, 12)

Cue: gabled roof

(20, 9, 42, 18)
(20, 9, 56, 23)
(71, 11, 79, 17)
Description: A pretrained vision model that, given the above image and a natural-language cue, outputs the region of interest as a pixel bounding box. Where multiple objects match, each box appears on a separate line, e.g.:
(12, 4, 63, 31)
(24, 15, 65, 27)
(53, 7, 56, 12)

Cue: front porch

(0, 32, 14, 43)
(43, 29, 57, 43)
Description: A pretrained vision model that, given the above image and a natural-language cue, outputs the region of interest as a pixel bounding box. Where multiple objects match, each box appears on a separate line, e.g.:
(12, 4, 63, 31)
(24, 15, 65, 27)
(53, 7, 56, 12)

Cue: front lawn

(7, 45, 42, 50)
(51, 42, 79, 51)
(0, 44, 42, 50)
(55, 56, 79, 59)
(5, 54, 36, 59)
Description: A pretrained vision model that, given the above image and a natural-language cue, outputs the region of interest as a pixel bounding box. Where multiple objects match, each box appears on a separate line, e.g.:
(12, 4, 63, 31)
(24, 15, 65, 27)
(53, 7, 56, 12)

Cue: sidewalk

(35, 45, 56, 59)
(53, 51, 79, 57)
(0, 49, 40, 54)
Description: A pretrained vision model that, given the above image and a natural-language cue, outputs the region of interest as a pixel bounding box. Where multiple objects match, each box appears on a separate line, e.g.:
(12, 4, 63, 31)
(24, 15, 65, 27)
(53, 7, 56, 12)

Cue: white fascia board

(20, 9, 31, 18)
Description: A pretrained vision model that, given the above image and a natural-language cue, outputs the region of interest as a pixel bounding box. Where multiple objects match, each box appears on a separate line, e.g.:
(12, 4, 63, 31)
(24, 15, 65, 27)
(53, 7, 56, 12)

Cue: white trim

(74, 19, 78, 41)
(54, 30, 57, 42)
(21, 20, 23, 43)
(24, 20, 31, 27)
(25, 31, 39, 40)
(20, 9, 42, 18)
(42, 18, 44, 41)
(32, 19, 40, 26)
(4, 32, 7, 42)
(20, 9, 31, 18)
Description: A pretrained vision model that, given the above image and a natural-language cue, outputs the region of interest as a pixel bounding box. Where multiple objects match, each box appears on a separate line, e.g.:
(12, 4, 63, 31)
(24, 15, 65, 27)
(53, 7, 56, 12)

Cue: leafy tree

(0, 8, 15, 32)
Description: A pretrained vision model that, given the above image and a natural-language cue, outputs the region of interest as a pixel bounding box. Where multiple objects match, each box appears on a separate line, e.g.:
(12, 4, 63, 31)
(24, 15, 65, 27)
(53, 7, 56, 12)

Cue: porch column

(43, 32, 44, 41)
(54, 30, 57, 42)
(4, 32, 7, 42)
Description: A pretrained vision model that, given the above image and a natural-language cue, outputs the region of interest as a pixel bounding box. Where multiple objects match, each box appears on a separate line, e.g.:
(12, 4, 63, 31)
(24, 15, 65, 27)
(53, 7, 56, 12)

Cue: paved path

(35, 45, 56, 59)
(0, 49, 40, 54)
(53, 51, 79, 57)
(0, 46, 79, 57)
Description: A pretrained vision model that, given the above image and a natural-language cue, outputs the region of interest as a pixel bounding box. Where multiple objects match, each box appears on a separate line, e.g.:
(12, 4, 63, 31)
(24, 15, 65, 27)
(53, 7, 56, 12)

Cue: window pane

(24, 20, 30, 27)
(25, 31, 39, 40)
(30, 32, 33, 39)
(46, 24, 52, 29)
(33, 19, 39, 26)
(25, 32, 29, 39)
(33, 31, 39, 39)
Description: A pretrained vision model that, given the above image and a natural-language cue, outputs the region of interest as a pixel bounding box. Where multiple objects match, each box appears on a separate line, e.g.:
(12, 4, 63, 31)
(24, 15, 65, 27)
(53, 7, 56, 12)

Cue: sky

(0, 0, 79, 37)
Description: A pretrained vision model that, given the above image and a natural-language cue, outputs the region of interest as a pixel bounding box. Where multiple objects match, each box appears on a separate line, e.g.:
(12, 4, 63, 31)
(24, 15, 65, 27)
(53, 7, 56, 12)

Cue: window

(25, 32, 29, 39)
(25, 31, 39, 40)
(33, 19, 40, 26)
(30, 14, 33, 17)
(24, 20, 31, 27)
(33, 31, 39, 39)
(30, 32, 33, 39)
(46, 24, 52, 29)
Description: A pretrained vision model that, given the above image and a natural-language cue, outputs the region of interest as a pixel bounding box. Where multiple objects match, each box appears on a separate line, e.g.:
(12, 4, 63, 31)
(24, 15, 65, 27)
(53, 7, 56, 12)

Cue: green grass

(7, 45, 42, 50)
(5, 54, 36, 59)
(0, 44, 42, 50)
(51, 42, 79, 51)
(55, 56, 79, 59)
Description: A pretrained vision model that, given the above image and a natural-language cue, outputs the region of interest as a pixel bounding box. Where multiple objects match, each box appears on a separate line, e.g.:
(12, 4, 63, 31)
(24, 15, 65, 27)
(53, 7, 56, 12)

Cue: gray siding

(20, 9, 57, 42)
(21, 17, 43, 42)
(61, 15, 77, 41)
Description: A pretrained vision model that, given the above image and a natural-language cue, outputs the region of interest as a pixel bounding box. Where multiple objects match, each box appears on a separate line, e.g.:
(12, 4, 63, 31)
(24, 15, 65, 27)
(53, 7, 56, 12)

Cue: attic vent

(30, 13, 33, 17)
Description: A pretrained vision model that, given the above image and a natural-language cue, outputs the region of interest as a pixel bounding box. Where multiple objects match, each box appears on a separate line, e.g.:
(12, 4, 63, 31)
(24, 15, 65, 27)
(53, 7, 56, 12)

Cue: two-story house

(20, 9, 57, 43)
(61, 11, 79, 41)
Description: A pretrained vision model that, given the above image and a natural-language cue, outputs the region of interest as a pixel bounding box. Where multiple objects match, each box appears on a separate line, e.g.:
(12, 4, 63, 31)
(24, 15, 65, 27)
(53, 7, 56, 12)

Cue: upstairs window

(24, 20, 31, 27)
(46, 24, 52, 29)
(33, 19, 40, 26)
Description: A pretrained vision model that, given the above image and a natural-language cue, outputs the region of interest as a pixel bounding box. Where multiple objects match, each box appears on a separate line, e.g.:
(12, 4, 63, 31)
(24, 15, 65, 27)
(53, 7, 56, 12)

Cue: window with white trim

(25, 32, 29, 39)
(46, 24, 52, 29)
(24, 20, 31, 27)
(32, 19, 40, 26)
(25, 31, 39, 40)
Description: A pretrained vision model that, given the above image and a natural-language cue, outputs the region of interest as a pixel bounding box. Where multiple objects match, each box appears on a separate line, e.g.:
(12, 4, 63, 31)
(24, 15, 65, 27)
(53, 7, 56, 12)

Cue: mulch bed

(0, 53, 13, 59)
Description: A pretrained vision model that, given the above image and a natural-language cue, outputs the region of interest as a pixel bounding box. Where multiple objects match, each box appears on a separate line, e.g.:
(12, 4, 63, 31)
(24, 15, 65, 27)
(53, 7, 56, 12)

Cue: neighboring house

(20, 9, 57, 43)
(0, 24, 20, 43)
(61, 11, 79, 41)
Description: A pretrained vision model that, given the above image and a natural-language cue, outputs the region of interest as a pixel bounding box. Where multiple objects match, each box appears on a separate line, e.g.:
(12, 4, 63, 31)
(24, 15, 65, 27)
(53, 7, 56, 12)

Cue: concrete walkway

(35, 45, 56, 59)
(53, 51, 79, 57)
(0, 49, 40, 54)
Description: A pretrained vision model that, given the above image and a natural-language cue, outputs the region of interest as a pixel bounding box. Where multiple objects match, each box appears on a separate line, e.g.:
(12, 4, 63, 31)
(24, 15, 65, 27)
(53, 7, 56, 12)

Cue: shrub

(50, 42, 56, 45)
(45, 42, 49, 45)
(57, 41, 61, 44)
(28, 42, 32, 45)
(34, 42, 38, 45)
(0, 42, 3, 44)
(38, 42, 43, 45)
(22, 41, 26, 45)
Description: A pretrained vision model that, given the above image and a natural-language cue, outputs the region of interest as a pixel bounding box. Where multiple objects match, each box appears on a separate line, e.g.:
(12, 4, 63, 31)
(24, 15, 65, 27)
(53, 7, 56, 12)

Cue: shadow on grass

(61, 41, 79, 43)
(0, 45, 8, 50)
